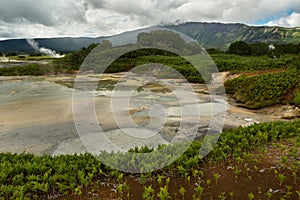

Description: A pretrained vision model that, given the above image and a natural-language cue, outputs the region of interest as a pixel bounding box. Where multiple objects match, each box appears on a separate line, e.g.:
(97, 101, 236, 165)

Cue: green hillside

(166, 22, 300, 49)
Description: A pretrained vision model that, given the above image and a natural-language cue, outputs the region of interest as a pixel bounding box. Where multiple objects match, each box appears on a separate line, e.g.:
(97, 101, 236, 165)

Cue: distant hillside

(0, 37, 107, 53)
(165, 22, 300, 49)
(0, 22, 300, 53)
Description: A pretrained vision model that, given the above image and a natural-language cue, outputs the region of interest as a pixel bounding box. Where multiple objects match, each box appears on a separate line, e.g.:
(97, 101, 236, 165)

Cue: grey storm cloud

(0, 0, 55, 25)
(0, 0, 87, 26)
(0, 0, 299, 40)
(84, 0, 105, 9)
(151, 0, 190, 10)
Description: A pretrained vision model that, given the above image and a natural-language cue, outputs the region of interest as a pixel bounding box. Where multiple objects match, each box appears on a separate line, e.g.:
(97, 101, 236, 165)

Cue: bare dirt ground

(58, 140, 300, 200)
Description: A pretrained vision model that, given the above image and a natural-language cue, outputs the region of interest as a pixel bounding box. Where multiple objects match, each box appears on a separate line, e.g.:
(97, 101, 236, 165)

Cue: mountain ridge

(1, 22, 300, 53)
(165, 22, 300, 49)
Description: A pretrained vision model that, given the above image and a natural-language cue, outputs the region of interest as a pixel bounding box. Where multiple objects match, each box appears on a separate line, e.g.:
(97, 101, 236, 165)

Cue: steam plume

(26, 39, 64, 58)
(268, 44, 275, 50)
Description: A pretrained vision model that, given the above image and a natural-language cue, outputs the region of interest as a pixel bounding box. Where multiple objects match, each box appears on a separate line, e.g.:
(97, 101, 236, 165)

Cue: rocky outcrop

(281, 105, 300, 119)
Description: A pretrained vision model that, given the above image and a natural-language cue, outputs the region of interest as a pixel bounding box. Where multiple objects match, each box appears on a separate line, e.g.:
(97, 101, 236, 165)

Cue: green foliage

(157, 186, 171, 200)
(52, 43, 98, 72)
(2, 45, 296, 85)
(206, 48, 224, 54)
(274, 43, 300, 55)
(103, 48, 206, 83)
(241, 42, 300, 57)
(225, 67, 300, 109)
(248, 192, 255, 200)
(278, 173, 286, 186)
(294, 89, 300, 105)
(0, 153, 106, 199)
(249, 43, 270, 56)
(98, 120, 300, 173)
(0, 64, 52, 76)
(226, 41, 300, 57)
(9, 55, 56, 61)
(0, 120, 299, 199)
(179, 187, 186, 199)
(211, 54, 294, 73)
(143, 185, 155, 200)
(209, 120, 300, 160)
(229, 41, 252, 56)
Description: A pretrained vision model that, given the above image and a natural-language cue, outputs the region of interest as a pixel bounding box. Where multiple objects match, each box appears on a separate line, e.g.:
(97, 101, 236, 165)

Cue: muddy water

(0, 76, 77, 155)
(0, 75, 228, 155)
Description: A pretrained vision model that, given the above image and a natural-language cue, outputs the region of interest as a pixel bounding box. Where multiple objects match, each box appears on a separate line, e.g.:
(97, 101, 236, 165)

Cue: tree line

(208, 41, 300, 57)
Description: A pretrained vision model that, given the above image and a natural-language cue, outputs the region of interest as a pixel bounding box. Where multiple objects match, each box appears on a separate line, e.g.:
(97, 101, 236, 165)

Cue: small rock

(244, 118, 253, 122)
(268, 188, 273, 193)
(268, 188, 282, 194)
(227, 166, 233, 170)
(281, 105, 300, 119)
(259, 168, 267, 173)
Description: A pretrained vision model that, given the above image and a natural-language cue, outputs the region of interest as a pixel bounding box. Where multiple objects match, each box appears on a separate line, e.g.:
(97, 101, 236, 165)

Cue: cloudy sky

(0, 0, 300, 40)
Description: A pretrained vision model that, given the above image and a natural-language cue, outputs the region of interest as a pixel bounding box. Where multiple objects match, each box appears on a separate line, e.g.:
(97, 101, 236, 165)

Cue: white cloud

(0, 0, 300, 40)
(267, 12, 300, 27)
(222, 0, 300, 23)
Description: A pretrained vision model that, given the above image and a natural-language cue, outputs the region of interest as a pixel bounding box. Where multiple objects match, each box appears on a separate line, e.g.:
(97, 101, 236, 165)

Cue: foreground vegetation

(0, 120, 299, 199)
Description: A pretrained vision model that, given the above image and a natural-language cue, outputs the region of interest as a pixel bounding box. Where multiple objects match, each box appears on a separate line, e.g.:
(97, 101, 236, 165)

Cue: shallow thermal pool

(0, 75, 227, 155)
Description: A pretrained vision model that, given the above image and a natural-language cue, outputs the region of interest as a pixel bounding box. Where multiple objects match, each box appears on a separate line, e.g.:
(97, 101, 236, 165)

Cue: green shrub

(0, 64, 52, 76)
(294, 89, 300, 105)
(225, 66, 300, 109)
